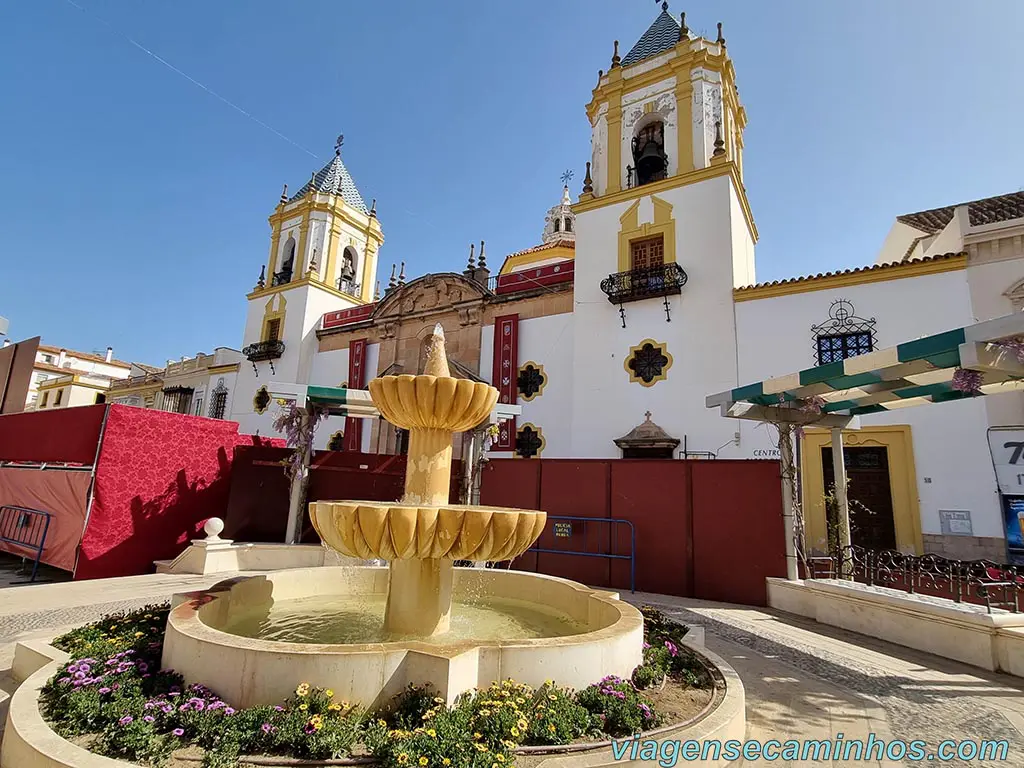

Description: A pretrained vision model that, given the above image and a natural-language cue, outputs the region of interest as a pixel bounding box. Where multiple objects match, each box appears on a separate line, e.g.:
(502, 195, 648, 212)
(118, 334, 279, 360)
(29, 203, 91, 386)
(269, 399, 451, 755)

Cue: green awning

(706, 314, 1024, 423)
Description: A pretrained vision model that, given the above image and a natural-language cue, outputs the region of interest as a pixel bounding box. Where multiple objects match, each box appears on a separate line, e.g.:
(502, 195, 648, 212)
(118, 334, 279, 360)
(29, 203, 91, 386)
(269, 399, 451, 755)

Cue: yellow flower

(510, 727, 519, 737)
(480, 709, 491, 716)
(134, 632, 144, 637)
(473, 732, 482, 740)
(496, 756, 506, 763)
(442, 760, 451, 766)
(328, 703, 342, 711)
(299, 703, 308, 711)
(397, 755, 408, 765)
(515, 697, 525, 704)
(474, 743, 488, 752)
(426, 729, 436, 737)
(548, 723, 556, 732)
(544, 679, 553, 686)
(548, 694, 557, 700)
(433, 697, 444, 704)
(296, 683, 310, 696)
(378, 719, 387, 727)
(517, 719, 528, 730)
(418, 758, 428, 766)
(325, 689, 334, 698)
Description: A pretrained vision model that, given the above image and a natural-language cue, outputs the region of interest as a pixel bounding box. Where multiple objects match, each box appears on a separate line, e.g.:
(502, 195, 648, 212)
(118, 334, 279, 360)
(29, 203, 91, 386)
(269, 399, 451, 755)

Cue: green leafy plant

(575, 675, 660, 737)
(523, 682, 592, 745)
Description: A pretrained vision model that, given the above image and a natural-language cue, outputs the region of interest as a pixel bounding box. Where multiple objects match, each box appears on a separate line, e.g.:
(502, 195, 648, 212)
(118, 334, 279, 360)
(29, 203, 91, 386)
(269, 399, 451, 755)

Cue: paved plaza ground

(0, 567, 1022, 766)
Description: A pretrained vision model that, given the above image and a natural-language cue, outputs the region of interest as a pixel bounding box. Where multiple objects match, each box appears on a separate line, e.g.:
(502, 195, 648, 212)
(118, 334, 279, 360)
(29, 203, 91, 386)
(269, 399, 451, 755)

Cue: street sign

(987, 427, 1024, 495)
(553, 522, 573, 538)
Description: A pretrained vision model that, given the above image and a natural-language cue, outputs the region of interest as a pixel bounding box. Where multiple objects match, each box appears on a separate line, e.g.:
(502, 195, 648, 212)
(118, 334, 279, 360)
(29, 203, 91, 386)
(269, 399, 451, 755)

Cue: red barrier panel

(0, 467, 90, 570)
(0, 404, 106, 463)
(77, 405, 274, 580)
(481, 458, 786, 606)
(691, 460, 785, 606)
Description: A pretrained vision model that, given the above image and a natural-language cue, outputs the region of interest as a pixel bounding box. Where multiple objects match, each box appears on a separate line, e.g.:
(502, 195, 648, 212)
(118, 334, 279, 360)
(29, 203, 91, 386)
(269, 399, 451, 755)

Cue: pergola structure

(268, 383, 521, 543)
(706, 313, 1024, 580)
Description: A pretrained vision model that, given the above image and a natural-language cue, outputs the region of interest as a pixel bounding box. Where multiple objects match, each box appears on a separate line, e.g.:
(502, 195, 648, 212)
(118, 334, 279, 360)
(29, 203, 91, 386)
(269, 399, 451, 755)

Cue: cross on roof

(335, 134, 344, 154)
(560, 169, 574, 187)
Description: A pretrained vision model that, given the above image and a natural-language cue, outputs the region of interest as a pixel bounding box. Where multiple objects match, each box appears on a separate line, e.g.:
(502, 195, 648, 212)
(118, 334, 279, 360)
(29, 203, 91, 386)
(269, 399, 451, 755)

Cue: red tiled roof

(897, 191, 1024, 234)
(505, 239, 576, 259)
(734, 252, 965, 293)
(36, 343, 133, 368)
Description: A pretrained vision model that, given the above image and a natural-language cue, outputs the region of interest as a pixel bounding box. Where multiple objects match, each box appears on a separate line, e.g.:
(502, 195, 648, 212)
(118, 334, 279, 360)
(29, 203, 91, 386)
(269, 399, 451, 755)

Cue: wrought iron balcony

(271, 269, 293, 287)
(242, 339, 285, 363)
(600, 263, 688, 305)
(336, 277, 361, 297)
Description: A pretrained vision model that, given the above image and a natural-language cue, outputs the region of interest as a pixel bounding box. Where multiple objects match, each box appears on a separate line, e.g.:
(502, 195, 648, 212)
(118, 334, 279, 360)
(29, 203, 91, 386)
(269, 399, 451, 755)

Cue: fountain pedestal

(385, 558, 454, 636)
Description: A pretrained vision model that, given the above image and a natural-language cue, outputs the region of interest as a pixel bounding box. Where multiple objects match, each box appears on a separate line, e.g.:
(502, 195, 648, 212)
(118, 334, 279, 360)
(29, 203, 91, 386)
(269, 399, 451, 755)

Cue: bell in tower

(630, 122, 668, 187)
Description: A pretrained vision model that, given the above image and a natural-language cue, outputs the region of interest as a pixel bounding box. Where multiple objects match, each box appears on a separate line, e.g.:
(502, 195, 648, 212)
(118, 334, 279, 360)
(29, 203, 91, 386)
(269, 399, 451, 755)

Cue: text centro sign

(987, 427, 1024, 495)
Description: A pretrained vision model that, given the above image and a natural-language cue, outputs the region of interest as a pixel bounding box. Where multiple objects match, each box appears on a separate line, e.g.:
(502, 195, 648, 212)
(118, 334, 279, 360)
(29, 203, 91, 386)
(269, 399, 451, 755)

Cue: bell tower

(231, 137, 384, 433)
(567, 4, 757, 460)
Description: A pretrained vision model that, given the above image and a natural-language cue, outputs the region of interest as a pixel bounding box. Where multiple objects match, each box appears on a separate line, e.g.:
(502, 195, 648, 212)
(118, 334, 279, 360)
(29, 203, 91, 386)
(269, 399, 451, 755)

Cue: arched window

(564, 218, 573, 233)
(338, 245, 360, 295)
(630, 120, 668, 187)
(553, 219, 560, 233)
(276, 237, 296, 285)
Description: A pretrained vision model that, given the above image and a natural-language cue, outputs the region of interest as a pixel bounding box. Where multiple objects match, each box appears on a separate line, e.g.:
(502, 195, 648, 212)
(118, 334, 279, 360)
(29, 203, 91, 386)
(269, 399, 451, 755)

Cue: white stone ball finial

(203, 517, 225, 541)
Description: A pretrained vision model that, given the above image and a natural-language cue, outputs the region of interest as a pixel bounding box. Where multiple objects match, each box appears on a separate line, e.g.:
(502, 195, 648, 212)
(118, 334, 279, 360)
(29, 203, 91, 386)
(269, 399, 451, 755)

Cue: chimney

(58, 349, 67, 367)
(105, 346, 113, 363)
(2, 338, 10, 348)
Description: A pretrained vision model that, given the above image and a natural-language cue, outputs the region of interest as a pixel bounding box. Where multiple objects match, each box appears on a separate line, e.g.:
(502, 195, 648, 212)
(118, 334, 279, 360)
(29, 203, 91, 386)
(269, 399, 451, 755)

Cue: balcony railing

(336, 277, 361, 297)
(599, 263, 688, 305)
(242, 339, 285, 363)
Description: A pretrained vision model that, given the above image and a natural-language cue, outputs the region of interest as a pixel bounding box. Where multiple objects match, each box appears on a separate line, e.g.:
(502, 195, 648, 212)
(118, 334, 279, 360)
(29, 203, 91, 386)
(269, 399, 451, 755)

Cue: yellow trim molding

(247, 275, 369, 304)
(733, 253, 967, 302)
(517, 361, 547, 402)
(801, 425, 922, 556)
(261, 294, 287, 343)
(499, 244, 575, 275)
(574, 162, 758, 244)
(514, 422, 545, 459)
(618, 196, 676, 272)
(624, 339, 673, 388)
(206, 363, 240, 375)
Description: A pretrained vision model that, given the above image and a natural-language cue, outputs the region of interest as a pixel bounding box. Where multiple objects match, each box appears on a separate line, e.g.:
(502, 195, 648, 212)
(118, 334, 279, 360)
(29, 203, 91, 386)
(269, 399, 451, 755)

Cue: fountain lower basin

(163, 566, 643, 710)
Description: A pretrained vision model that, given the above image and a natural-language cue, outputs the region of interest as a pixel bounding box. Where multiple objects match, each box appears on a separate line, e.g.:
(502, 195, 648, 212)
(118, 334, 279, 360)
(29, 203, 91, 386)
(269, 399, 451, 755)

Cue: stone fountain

(310, 325, 546, 637)
(162, 325, 643, 708)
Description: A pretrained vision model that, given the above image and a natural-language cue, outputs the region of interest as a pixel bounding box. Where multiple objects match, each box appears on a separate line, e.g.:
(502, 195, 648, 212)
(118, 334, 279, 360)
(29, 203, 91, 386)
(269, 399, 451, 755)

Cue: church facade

(137, 7, 1024, 564)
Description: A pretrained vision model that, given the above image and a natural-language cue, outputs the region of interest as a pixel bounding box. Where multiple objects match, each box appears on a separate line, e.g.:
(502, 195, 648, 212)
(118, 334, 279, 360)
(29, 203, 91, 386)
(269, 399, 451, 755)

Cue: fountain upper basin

(162, 566, 643, 710)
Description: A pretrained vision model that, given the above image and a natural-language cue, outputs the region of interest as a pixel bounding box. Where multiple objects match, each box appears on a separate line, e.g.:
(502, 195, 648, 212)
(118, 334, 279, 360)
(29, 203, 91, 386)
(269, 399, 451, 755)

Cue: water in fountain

(220, 592, 585, 644)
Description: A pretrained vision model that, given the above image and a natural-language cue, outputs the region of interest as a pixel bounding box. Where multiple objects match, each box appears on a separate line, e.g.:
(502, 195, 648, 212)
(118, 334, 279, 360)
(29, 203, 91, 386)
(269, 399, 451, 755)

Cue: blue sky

(1, 0, 1022, 364)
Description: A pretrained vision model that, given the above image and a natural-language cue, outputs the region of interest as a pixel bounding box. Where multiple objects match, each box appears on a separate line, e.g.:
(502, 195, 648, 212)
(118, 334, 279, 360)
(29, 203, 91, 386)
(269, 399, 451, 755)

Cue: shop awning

(706, 313, 1024, 425)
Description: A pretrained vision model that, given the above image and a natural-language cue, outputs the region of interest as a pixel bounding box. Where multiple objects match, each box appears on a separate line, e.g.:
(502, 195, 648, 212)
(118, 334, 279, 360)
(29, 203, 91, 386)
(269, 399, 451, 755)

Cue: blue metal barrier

(0, 505, 52, 582)
(525, 515, 636, 593)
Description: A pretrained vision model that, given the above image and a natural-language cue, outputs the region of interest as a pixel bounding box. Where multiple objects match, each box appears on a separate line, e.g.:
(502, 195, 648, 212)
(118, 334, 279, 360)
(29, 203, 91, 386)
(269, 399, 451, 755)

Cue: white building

(106, 348, 243, 419)
(210, 6, 1024, 563)
(30, 344, 135, 410)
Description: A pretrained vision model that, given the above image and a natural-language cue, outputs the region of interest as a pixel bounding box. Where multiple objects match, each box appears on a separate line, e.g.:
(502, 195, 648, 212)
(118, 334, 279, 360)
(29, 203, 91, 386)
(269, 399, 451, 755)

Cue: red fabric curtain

(0, 405, 106, 463)
(0, 467, 90, 571)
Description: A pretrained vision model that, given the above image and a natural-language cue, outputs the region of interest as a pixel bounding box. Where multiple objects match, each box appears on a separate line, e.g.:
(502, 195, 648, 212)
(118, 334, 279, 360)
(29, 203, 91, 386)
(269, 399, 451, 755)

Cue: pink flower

(172, 728, 184, 737)
(143, 716, 155, 723)
(99, 687, 111, 694)
(119, 716, 133, 725)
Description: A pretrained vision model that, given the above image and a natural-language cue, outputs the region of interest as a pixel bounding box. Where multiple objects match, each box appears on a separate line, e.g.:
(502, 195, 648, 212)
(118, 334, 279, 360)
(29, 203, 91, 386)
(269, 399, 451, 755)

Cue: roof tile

(621, 9, 681, 67)
(289, 152, 367, 213)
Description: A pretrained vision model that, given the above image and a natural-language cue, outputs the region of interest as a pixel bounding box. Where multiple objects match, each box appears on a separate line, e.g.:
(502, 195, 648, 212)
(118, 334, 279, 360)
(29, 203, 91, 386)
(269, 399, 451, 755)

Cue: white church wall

(479, 324, 494, 385)
(570, 174, 742, 459)
(734, 268, 1008, 547)
(729, 184, 756, 288)
(310, 346, 349, 388)
(516, 312, 574, 458)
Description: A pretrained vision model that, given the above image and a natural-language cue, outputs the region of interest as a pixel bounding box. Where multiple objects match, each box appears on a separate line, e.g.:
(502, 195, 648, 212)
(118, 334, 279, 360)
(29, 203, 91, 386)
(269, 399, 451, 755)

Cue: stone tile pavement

(625, 591, 1024, 767)
(1, 575, 1022, 766)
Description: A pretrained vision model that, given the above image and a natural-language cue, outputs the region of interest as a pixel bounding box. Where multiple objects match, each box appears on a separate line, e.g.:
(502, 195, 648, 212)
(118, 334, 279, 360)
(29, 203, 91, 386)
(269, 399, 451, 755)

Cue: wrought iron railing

(336, 277, 361, 297)
(600, 263, 687, 305)
(807, 545, 1024, 613)
(242, 340, 285, 363)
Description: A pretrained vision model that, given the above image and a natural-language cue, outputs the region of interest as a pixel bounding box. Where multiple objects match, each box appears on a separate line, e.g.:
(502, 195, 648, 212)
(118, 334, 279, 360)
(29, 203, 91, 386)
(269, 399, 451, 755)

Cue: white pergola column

(830, 427, 852, 578)
(778, 424, 799, 581)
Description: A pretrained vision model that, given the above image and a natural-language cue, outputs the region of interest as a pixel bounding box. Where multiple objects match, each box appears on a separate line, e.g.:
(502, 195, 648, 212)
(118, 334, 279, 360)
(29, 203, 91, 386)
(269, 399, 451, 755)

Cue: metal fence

(808, 545, 1024, 613)
(0, 505, 52, 582)
(525, 515, 636, 593)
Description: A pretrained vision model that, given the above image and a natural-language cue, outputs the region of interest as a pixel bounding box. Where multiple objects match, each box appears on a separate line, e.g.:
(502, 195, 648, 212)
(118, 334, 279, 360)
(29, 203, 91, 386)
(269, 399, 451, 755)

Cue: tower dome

(542, 185, 576, 244)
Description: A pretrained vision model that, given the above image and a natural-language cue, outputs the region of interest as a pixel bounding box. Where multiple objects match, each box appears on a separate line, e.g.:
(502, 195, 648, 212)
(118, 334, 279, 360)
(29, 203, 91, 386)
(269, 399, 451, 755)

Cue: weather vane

(335, 134, 344, 154)
(560, 169, 574, 187)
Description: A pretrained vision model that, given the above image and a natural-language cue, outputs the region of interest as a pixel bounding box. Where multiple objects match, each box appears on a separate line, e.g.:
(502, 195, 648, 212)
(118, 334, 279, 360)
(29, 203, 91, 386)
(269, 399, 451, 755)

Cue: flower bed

(37, 604, 711, 768)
